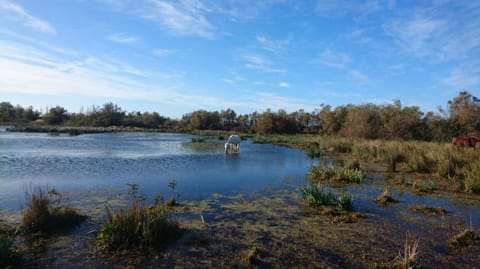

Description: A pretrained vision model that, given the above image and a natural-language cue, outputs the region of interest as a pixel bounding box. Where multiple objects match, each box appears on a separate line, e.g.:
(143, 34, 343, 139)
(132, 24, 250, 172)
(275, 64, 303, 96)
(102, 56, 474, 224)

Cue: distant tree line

(1, 91, 479, 142)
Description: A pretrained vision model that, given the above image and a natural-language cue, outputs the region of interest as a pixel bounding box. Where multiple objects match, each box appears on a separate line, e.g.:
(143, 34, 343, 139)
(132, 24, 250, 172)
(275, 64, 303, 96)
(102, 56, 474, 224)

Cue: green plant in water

(20, 186, 87, 234)
(309, 166, 338, 181)
(337, 192, 354, 211)
(96, 183, 183, 251)
(167, 180, 179, 206)
(191, 137, 206, 143)
(300, 183, 337, 206)
(306, 147, 324, 158)
(413, 179, 436, 193)
(340, 168, 363, 183)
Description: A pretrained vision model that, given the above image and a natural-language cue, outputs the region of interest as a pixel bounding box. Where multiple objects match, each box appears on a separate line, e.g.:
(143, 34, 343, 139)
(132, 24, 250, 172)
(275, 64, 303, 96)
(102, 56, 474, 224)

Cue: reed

(96, 184, 182, 251)
(0, 228, 13, 268)
(20, 186, 86, 234)
(309, 165, 363, 183)
(300, 183, 355, 211)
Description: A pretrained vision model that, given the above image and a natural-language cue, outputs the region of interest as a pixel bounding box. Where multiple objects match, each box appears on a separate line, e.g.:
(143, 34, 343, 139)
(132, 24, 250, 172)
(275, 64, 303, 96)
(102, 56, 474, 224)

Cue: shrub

(306, 147, 324, 158)
(96, 184, 183, 251)
(20, 187, 87, 233)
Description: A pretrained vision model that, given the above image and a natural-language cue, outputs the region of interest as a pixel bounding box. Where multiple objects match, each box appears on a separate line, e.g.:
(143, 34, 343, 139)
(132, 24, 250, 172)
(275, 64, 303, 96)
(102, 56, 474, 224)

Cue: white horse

(225, 134, 241, 154)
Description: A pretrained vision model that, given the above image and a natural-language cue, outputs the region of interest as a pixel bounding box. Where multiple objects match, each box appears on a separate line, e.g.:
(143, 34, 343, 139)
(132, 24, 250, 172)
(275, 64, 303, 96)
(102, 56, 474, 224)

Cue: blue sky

(0, 0, 479, 118)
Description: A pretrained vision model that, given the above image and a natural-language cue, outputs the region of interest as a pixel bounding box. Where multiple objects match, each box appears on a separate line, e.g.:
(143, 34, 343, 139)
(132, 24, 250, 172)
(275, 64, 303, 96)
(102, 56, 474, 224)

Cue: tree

(447, 91, 480, 135)
(0, 102, 15, 122)
(44, 106, 69, 125)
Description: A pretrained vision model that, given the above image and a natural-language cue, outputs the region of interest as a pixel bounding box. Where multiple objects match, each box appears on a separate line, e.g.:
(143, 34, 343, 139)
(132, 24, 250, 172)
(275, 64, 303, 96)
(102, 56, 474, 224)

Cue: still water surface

(0, 130, 316, 208)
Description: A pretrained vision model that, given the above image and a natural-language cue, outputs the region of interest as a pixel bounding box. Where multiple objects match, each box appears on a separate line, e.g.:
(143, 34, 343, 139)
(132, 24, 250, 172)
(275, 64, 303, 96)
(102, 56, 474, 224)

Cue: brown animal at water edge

(452, 136, 480, 148)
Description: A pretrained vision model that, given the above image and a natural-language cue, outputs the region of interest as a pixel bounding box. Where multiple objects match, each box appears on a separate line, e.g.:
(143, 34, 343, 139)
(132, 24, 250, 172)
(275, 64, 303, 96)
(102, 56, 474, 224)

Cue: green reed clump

(309, 166, 337, 181)
(96, 184, 182, 251)
(337, 192, 354, 211)
(0, 227, 14, 268)
(20, 186, 87, 234)
(300, 183, 354, 211)
(191, 137, 206, 143)
(413, 179, 437, 193)
(306, 147, 324, 158)
(300, 184, 336, 206)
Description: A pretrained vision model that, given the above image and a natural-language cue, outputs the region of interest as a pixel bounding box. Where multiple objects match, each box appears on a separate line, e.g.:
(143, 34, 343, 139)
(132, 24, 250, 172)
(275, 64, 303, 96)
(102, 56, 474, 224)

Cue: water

(0, 130, 317, 209)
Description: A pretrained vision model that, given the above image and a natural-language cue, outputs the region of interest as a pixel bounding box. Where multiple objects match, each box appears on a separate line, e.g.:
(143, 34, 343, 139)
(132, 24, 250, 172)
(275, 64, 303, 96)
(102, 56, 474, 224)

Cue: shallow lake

(0, 130, 317, 209)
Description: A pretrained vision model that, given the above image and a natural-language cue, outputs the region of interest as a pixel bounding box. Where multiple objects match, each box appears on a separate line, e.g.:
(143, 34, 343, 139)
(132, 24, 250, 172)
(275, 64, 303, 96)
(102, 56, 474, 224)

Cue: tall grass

(0, 228, 13, 268)
(309, 166, 363, 183)
(252, 135, 303, 145)
(20, 186, 87, 233)
(96, 184, 182, 251)
(301, 135, 480, 193)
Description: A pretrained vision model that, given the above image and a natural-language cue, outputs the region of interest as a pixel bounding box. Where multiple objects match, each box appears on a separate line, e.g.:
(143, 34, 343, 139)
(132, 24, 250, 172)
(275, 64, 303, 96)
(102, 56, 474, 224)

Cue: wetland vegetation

(1, 91, 479, 268)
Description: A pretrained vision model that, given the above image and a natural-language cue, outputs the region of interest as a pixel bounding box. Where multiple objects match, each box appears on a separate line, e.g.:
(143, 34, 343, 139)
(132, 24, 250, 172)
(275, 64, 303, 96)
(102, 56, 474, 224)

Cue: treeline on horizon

(1, 91, 479, 142)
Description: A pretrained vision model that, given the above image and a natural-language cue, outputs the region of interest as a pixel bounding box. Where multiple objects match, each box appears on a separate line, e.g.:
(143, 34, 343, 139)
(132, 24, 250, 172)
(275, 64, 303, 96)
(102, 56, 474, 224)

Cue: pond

(0, 130, 316, 209)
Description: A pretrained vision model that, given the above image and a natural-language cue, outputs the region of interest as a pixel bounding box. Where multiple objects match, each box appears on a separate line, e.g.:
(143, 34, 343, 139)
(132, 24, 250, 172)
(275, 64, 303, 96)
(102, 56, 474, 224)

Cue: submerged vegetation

(20, 186, 86, 234)
(96, 184, 183, 251)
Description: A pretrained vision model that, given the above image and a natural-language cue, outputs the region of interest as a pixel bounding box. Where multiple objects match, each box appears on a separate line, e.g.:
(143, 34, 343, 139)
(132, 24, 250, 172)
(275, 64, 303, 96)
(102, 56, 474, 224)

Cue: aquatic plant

(191, 137, 206, 143)
(0, 228, 14, 268)
(393, 235, 421, 269)
(410, 205, 446, 217)
(252, 135, 303, 145)
(96, 184, 182, 251)
(306, 147, 324, 158)
(309, 166, 363, 183)
(448, 229, 478, 248)
(20, 186, 87, 234)
(464, 162, 480, 194)
(300, 183, 336, 206)
(337, 192, 354, 211)
(413, 180, 437, 193)
(374, 188, 399, 206)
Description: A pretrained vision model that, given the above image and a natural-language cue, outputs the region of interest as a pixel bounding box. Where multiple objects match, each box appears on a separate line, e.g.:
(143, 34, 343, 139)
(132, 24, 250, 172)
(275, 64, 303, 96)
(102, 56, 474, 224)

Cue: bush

(20, 187, 87, 234)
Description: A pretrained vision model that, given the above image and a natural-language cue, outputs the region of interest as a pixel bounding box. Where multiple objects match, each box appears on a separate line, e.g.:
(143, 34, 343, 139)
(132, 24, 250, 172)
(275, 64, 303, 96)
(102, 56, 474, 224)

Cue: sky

(0, 0, 479, 118)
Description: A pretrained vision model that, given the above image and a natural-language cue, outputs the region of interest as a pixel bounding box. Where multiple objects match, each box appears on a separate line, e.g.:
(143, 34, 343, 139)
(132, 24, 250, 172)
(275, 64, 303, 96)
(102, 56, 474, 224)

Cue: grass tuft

(96, 184, 183, 251)
(449, 229, 478, 248)
(309, 165, 363, 183)
(0, 227, 14, 268)
(300, 183, 355, 211)
(20, 186, 87, 234)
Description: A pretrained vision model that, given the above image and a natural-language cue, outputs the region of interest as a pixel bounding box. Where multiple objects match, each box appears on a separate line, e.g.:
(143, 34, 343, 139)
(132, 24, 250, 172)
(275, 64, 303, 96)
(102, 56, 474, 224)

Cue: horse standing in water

(225, 134, 241, 154)
(452, 136, 480, 148)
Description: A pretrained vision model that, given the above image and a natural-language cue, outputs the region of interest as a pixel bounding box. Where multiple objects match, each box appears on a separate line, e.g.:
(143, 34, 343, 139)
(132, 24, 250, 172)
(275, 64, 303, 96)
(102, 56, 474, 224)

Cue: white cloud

(108, 33, 140, 44)
(141, 0, 214, 38)
(278, 82, 289, 88)
(350, 69, 370, 83)
(241, 53, 286, 73)
(256, 35, 289, 54)
(152, 48, 177, 56)
(0, 0, 55, 34)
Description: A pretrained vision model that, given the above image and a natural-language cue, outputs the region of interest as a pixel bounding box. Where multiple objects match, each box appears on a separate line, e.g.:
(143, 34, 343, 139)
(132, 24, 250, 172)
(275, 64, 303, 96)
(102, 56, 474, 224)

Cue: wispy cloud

(315, 0, 384, 19)
(256, 35, 289, 54)
(241, 53, 286, 73)
(108, 33, 140, 44)
(0, 0, 55, 34)
(384, 15, 445, 57)
(141, 0, 214, 38)
(152, 48, 177, 56)
(383, 2, 480, 61)
(315, 49, 351, 69)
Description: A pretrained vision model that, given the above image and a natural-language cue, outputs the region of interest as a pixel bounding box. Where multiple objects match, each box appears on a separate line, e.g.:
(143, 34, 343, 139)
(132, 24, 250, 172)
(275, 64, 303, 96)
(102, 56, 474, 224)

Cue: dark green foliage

(0, 228, 14, 268)
(20, 187, 87, 234)
(300, 183, 355, 211)
(96, 184, 183, 251)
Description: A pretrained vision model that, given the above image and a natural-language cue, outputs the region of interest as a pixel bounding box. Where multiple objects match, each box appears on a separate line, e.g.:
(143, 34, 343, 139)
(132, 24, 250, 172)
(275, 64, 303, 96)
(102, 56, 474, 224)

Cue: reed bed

(299, 135, 480, 193)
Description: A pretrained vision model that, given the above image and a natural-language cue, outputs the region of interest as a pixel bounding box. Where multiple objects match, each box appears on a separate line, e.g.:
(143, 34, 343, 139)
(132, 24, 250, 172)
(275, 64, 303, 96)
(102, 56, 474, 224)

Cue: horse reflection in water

(225, 134, 241, 154)
(452, 136, 480, 148)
